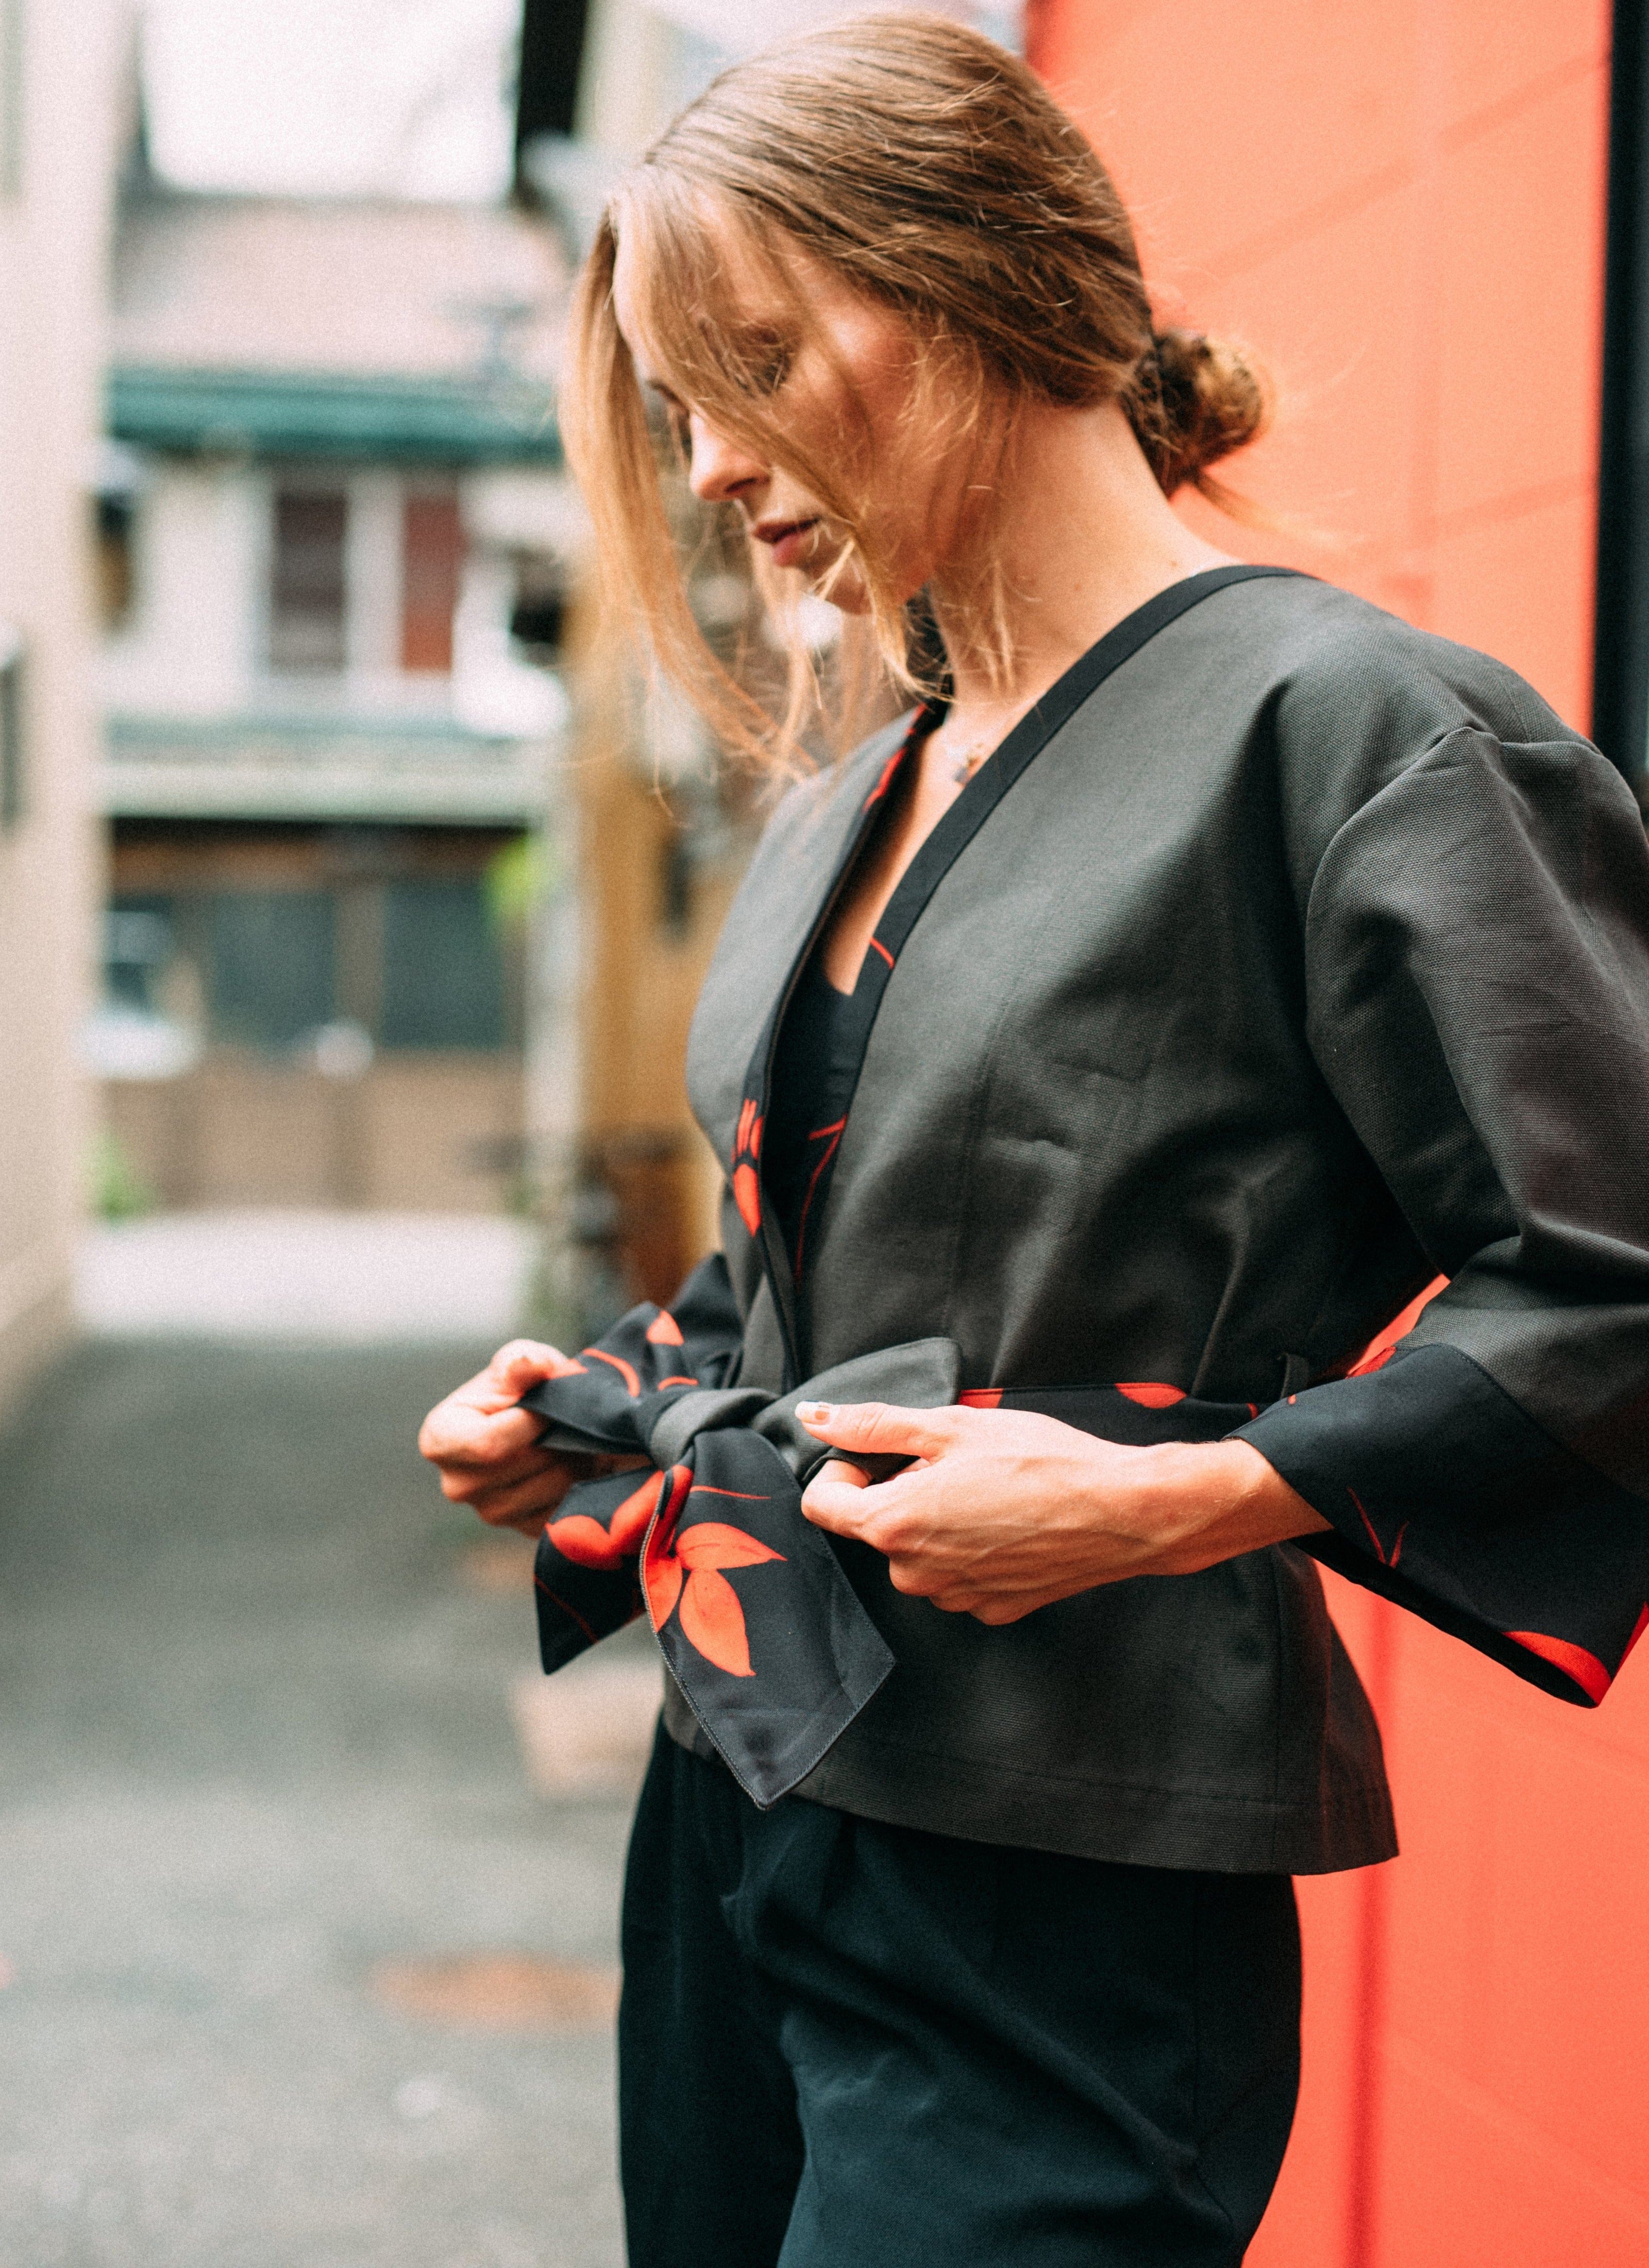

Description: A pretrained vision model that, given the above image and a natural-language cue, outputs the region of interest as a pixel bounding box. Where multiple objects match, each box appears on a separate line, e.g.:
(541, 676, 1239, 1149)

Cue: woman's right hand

(417, 1340, 644, 1539)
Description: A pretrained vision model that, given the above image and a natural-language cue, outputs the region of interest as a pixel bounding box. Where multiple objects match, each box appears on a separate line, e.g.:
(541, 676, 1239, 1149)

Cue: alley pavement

(0, 1332, 646, 2268)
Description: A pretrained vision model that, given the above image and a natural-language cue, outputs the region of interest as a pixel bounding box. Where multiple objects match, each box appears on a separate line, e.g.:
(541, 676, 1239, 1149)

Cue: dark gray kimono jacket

(653, 565, 1649, 1874)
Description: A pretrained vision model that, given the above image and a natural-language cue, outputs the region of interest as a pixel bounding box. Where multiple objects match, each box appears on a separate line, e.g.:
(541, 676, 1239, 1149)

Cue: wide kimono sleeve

(1236, 722, 1649, 1706)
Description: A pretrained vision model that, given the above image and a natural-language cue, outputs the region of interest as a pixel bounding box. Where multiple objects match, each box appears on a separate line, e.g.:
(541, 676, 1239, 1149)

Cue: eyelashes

(730, 328, 796, 398)
(642, 324, 800, 465)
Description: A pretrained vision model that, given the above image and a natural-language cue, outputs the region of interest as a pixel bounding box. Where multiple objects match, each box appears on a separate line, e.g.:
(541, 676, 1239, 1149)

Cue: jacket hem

(663, 1708, 1396, 1873)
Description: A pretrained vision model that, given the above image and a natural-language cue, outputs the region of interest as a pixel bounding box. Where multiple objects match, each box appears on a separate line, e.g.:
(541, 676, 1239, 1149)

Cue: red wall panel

(1027, 5, 1646, 2262)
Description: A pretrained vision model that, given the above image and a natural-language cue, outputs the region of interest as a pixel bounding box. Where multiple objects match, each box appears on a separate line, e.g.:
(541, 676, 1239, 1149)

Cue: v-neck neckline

(732, 563, 1303, 1387)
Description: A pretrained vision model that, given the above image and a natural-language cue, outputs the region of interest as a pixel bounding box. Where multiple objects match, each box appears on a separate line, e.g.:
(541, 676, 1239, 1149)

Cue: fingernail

(795, 1402, 831, 1423)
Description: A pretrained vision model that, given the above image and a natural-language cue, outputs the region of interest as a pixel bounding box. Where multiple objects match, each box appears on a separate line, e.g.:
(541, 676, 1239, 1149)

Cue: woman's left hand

(796, 1401, 1330, 1624)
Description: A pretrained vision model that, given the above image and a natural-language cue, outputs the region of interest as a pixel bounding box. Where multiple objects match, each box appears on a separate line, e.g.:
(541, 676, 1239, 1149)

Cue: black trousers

(618, 1728, 1301, 2267)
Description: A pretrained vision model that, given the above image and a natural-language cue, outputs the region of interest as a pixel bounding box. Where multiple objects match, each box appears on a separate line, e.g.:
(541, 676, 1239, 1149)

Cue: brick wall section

(1027, 7, 1649, 2263)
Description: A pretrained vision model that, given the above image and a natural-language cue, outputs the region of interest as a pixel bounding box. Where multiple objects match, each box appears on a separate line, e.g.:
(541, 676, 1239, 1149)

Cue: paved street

(0, 1333, 648, 2268)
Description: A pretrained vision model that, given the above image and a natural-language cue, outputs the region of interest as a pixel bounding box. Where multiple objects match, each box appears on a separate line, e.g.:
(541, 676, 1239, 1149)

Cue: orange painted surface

(1030, 0, 1608, 724)
(1025, 6, 1646, 2262)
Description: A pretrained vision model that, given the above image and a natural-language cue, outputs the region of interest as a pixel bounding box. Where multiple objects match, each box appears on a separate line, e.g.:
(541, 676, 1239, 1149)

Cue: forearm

(1132, 1439, 1331, 1576)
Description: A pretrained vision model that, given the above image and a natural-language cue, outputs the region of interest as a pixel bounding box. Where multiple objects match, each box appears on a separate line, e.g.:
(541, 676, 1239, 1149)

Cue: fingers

(799, 1470, 897, 1540)
(927, 1588, 1054, 1624)
(794, 1399, 959, 1462)
(812, 1453, 872, 1492)
(465, 1464, 581, 1532)
(418, 1396, 547, 1470)
(487, 1338, 580, 1390)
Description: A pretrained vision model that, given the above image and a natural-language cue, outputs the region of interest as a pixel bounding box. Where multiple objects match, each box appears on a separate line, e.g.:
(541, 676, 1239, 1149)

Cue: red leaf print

(546, 1473, 661, 1572)
(585, 1346, 642, 1396)
(646, 1555, 684, 1629)
(680, 1567, 753, 1676)
(544, 1513, 628, 1572)
(641, 1485, 785, 1679)
(1349, 1274, 1450, 1377)
(646, 1309, 684, 1346)
(642, 1465, 694, 1631)
(610, 1475, 664, 1555)
(733, 1162, 762, 1236)
(1117, 1382, 1186, 1408)
(678, 1522, 784, 1571)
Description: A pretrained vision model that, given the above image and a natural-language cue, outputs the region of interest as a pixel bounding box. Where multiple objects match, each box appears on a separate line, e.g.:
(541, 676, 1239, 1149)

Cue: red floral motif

(646, 1309, 685, 1346)
(584, 1346, 641, 1396)
(643, 1466, 784, 1678)
(545, 1473, 661, 1573)
(1117, 1382, 1186, 1408)
(1349, 1274, 1450, 1376)
(864, 745, 904, 806)
(731, 1097, 765, 1236)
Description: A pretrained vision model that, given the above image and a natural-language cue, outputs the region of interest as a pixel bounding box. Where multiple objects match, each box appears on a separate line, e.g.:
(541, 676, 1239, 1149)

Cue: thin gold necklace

(932, 723, 995, 787)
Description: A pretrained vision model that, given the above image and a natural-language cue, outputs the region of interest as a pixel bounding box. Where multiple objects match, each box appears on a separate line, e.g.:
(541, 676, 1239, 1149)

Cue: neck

(928, 398, 1236, 727)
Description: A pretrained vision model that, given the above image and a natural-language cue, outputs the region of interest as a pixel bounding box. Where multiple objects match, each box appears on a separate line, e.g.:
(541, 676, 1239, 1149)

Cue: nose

(686, 411, 767, 508)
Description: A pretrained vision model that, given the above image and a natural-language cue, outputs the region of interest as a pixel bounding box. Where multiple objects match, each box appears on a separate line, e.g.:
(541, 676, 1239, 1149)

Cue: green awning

(108, 365, 561, 466)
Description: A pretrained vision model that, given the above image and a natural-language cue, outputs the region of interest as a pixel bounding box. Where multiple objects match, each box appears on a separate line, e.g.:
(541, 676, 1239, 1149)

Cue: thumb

(794, 1399, 957, 1461)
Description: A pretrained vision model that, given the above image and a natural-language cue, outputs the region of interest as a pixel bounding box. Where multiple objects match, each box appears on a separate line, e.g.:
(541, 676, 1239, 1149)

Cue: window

(509, 560, 565, 658)
(105, 898, 178, 1015)
(400, 489, 464, 673)
(0, 0, 22, 198)
(268, 488, 348, 673)
(207, 890, 336, 1049)
(379, 879, 505, 1049)
(96, 495, 136, 630)
(0, 627, 22, 829)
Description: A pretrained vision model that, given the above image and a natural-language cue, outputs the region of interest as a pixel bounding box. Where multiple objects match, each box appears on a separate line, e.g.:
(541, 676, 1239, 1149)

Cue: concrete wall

(0, 1, 121, 1415)
(1027, 5, 1649, 2262)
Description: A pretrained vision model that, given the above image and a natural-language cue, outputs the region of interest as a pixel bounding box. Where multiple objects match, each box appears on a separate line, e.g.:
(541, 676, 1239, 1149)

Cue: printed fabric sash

(522, 1255, 947, 1807)
(520, 1254, 1260, 1808)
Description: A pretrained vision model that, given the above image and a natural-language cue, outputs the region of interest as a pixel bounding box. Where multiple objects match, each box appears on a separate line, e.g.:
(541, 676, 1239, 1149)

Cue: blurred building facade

(0, 0, 124, 1413)
(93, 166, 577, 1213)
(511, 1, 1028, 1327)
(1028, 3, 1649, 2263)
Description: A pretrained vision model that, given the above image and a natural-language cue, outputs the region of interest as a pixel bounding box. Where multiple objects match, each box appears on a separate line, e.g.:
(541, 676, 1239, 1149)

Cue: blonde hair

(560, 11, 1268, 770)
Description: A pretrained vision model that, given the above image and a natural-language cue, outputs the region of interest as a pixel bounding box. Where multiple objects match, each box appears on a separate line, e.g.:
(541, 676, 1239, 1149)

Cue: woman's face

(612, 228, 967, 616)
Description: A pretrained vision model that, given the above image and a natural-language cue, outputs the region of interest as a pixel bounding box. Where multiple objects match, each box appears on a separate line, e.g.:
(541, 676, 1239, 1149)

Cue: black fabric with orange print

(618, 566, 1649, 1871)
(726, 571, 1289, 1392)
(520, 1240, 1362, 1810)
(523, 1253, 970, 1808)
(764, 958, 867, 1281)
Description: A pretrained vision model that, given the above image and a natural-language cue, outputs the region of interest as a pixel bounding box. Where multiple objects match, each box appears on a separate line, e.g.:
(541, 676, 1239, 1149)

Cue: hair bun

(1137, 327, 1269, 496)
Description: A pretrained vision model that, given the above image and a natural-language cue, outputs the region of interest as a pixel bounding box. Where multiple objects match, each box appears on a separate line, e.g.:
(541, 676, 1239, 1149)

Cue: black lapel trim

(737, 563, 1301, 1386)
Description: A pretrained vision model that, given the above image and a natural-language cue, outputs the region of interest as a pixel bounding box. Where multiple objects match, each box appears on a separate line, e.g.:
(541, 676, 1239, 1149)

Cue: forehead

(612, 212, 786, 383)
(610, 204, 918, 417)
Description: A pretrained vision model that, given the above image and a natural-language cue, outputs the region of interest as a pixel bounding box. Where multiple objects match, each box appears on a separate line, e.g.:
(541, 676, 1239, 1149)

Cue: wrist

(1133, 1438, 1328, 1573)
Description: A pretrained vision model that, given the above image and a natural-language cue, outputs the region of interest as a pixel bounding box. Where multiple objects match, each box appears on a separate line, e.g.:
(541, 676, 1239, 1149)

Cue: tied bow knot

(520, 1255, 958, 1807)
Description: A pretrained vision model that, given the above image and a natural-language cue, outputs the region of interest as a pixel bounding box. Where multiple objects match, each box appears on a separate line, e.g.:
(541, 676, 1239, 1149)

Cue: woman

(419, 15, 1649, 2263)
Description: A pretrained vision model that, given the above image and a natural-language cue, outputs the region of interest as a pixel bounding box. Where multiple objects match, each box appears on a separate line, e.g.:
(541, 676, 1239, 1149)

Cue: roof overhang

(103, 711, 553, 827)
(108, 364, 561, 468)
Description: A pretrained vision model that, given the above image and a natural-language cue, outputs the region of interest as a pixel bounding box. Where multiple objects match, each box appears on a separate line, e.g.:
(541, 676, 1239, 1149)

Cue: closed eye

(728, 325, 797, 398)
(644, 385, 692, 456)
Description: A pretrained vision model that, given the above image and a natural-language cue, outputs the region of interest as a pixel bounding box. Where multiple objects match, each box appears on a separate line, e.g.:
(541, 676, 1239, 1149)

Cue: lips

(755, 518, 820, 568)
